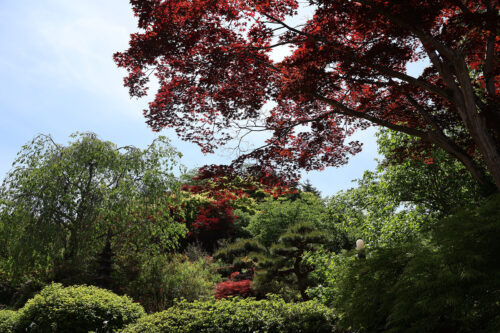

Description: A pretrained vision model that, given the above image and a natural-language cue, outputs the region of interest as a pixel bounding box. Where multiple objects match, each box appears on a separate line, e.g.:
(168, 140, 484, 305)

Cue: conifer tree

(254, 223, 327, 300)
(301, 179, 322, 197)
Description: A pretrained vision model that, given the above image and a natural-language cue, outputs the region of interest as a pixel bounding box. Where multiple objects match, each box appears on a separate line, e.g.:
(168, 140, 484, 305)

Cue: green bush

(12, 283, 144, 333)
(0, 310, 18, 332)
(121, 297, 337, 332)
(122, 254, 220, 312)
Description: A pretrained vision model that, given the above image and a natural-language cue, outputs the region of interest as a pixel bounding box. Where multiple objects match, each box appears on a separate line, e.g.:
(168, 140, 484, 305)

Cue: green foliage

(11, 283, 144, 333)
(376, 129, 484, 214)
(0, 133, 186, 285)
(0, 310, 18, 332)
(121, 254, 220, 313)
(246, 192, 327, 247)
(300, 179, 321, 197)
(329, 194, 500, 332)
(326, 171, 429, 246)
(214, 238, 266, 277)
(121, 297, 337, 333)
(324, 129, 485, 248)
(386, 194, 500, 333)
(253, 223, 328, 300)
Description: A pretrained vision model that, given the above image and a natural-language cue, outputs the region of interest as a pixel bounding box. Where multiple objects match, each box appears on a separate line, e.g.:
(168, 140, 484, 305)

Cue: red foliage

(215, 279, 254, 299)
(190, 195, 236, 242)
(116, 0, 500, 189)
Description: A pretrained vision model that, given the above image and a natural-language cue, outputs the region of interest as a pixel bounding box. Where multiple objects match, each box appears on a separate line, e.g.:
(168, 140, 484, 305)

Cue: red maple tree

(179, 172, 286, 249)
(115, 0, 499, 191)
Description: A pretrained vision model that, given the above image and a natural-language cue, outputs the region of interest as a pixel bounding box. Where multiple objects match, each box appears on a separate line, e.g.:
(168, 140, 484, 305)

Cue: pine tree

(301, 179, 322, 197)
(254, 223, 327, 300)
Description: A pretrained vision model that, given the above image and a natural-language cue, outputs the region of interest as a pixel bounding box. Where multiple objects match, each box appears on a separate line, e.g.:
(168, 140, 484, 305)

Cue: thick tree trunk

(453, 58, 500, 193)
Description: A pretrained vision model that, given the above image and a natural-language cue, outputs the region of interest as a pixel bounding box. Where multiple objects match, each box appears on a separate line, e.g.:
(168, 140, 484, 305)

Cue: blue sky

(0, 0, 381, 196)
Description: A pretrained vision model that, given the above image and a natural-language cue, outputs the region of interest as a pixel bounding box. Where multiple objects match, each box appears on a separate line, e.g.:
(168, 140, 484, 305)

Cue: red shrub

(215, 279, 254, 299)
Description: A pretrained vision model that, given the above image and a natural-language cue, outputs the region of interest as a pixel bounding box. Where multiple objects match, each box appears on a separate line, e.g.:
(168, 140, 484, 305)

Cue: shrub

(0, 310, 18, 332)
(215, 279, 254, 299)
(121, 297, 337, 332)
(12, 283, 144, 333)
(123, 254, 220, 312)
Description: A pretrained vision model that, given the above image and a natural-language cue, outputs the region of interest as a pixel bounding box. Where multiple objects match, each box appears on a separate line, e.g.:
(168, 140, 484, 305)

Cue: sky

(0, 0, 382, 197)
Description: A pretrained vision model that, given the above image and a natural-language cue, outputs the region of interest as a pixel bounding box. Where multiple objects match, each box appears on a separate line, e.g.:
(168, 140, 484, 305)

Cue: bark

(294, 246, 309, 301)
(451, 56, 500, 193)
(427, 130, 495, 194)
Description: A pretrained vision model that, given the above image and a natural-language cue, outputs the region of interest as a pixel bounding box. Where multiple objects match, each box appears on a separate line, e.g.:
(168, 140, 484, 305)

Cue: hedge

(121, 296, 338, 332)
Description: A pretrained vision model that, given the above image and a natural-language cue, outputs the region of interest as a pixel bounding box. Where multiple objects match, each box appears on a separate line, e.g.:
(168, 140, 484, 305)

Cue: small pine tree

(254, 223, 327, 300)
(301, 179, 322, 197)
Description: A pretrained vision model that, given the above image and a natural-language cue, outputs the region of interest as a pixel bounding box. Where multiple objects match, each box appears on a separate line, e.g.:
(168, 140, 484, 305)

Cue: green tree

(0, 133, 186, 286)
(246, 192, 327, 247)
(324, 129, 484, 247)
(328, 194, 500, 333)
(375, 129, 484, 214)
(253, 223, 328, 301)
(300, 179, 321, 197)
(326, 170, 428, 246)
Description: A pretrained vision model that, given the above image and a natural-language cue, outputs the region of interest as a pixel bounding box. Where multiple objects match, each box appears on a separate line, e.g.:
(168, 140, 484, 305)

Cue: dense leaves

(121, 254, 220, 312)
(320, 194, 500, 332)
(215, 277, 254, 300)
(0, 133, 186, 286)
(253, 222, 328, 300)
(117, 0, 500, 191)
(121, 297, 337, 333)
(246, 192, 326, 247)
(10, 283, 145, 333)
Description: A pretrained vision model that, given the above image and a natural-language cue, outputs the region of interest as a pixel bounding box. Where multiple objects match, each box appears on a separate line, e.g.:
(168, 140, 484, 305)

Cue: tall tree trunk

(453, 58, 500, 193)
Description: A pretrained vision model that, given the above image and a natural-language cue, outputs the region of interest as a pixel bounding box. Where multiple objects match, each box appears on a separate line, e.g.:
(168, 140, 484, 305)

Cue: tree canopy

(0, 133, 186, 285)
(115, 0, 499, 192)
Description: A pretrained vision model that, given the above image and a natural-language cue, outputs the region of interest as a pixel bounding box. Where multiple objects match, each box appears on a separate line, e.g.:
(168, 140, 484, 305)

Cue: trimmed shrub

(13, 283, 144, 332)
(122, 297, 337, 332)
(0, 310, 18, 332)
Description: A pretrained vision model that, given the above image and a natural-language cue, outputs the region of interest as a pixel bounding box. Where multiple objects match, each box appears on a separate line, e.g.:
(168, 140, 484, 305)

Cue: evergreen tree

(301, 179, 321, 197)
(254, 223, 327, 300)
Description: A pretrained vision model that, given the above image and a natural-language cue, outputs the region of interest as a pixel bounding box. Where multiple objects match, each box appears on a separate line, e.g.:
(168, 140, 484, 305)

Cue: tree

(246, 192, 327, 247)
(0, 133, 186, 285)
(327, 194, 500, 332)
(178, 173, 265, 250)
(253, 222, 328, 301)
(214, 238, 265, 290)
(375, 129, 484, 214)
(300, 179, 321, 197)
(116, 0, 499, 192)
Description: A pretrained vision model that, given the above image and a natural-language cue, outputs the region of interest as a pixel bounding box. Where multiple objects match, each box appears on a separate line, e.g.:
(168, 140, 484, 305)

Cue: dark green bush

(122, 297, 337, 332)
(332, 194, 500, 333)
(387, 194, 500, 333)
(12, 283, 145, 332)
